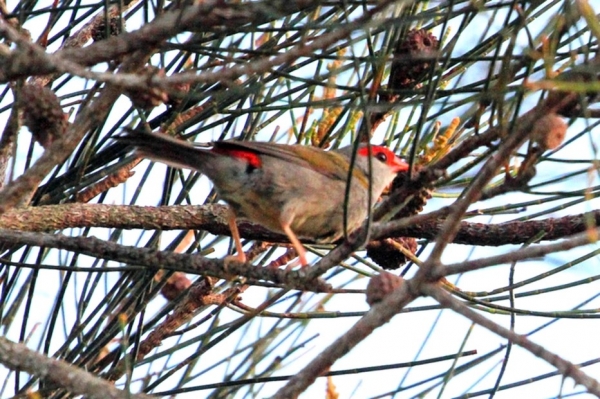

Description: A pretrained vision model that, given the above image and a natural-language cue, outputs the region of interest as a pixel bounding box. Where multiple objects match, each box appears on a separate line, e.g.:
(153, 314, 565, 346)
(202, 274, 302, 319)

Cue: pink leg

(281, 223, 308, 267)
(227, 209, 246, 263)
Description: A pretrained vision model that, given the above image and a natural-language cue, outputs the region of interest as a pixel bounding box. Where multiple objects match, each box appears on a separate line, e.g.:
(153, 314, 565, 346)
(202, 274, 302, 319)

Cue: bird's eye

(375, 151, 388, 163)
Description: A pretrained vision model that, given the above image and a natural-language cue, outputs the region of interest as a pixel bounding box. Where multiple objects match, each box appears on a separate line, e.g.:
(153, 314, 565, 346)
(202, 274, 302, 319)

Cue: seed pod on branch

(366, 272, 404, 306)
(19, 84, 68, 149)
(366, 237, 418, 270)
(91, 16, 124, 42)
(530, 113, 567, 150)
(389, 28, 439, 91)
(367, 166, 432, 269)
(390, 165, 434, 218)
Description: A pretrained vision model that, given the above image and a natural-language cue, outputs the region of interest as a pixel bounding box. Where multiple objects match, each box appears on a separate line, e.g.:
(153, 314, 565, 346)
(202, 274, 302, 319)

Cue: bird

(116, 129, 409, 266)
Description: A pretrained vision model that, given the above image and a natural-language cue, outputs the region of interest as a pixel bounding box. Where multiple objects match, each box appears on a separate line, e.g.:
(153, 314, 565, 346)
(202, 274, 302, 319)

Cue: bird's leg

(280, 223, 308, 267)
(226, 208, 247, 263)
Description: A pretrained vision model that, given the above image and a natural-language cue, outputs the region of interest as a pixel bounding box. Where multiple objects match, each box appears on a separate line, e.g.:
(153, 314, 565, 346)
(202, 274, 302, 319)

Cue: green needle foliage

(0, 0, 598, 398)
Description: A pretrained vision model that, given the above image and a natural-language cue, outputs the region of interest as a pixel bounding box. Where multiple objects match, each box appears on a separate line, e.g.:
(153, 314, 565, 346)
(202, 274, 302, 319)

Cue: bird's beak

(392, 156, 410, 173)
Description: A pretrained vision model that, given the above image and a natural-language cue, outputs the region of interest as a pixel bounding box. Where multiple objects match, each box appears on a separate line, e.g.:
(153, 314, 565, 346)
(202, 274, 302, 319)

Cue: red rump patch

(212, 147, 262, 169)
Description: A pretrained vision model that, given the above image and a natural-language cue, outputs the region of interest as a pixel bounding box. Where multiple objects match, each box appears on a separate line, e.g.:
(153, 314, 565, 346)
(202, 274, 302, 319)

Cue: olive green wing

(212, 141, 355, 182)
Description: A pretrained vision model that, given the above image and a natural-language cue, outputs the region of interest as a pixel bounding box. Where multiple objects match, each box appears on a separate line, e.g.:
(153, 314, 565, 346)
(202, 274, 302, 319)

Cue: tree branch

(422, 283, 600, 396)
(0, 336, 154, 399)
(0, 229, 331, 292)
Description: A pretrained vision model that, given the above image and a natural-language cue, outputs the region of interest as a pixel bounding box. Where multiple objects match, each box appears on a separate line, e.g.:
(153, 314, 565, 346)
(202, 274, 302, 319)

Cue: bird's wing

(212, 141, 354, 181)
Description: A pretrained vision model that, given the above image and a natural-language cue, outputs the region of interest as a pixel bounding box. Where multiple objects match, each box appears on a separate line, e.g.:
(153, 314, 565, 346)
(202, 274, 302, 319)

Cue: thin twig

(422, 283, 600, 396)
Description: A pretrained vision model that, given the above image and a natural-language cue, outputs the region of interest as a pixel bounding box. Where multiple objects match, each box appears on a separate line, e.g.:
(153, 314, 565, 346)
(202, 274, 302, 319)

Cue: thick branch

(0, 336, 154, 399)
(1, 203, 597, 247)
(0, 0, 318, 82)
(438, 227, 600, 277)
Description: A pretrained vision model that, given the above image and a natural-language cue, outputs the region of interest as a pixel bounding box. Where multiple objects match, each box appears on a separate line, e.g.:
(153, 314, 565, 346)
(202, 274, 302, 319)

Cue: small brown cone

(91, 16, 124, 42)
(389, 28, 439, 90)
(19, 84, 68, 149)
(390, 165, 433, 218)
(530, 113, 567, 150)
(159, 271, 192, 301)
(366, 272, 404, 306)
(366, 237, 417, 270)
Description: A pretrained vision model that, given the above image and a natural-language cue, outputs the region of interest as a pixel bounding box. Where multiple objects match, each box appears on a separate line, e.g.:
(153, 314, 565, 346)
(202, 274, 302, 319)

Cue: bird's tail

(116, 128, 214, 171)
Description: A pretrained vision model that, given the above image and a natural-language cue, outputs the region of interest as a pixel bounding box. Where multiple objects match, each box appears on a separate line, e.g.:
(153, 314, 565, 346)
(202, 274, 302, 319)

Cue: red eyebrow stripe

(357, 146, 391, 160)
(212, 148, 262, 169)
(357, 147, 371, 157)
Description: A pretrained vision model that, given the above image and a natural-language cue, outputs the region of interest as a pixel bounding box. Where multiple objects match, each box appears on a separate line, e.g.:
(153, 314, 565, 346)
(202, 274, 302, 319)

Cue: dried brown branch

(29, 1, 140, 87)
(0, 228, 331, 292)
(438, 227, 600, 278)
(0, 203, 597, 247)
(14, 1, 397, 96)
(0, 336, 155, 399)
(0, 0, 319, 82)
(374, 210, 600, 246)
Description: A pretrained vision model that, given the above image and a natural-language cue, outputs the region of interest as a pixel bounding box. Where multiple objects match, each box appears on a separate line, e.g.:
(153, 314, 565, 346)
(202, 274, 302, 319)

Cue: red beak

(392, 156, 410, 173)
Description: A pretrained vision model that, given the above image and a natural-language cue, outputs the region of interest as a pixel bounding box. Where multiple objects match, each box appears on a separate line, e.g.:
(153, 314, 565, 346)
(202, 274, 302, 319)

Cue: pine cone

(389, 29, 439, 90)
(20, 84, 68, 149)
(530, 113, 567, 150)
(366, 272, 404, 306)
(91, 16, 124, 42)
(160, 272, 192, 301)
(367, 166, 432, 270)
(366, 237, 417, 270)
(390, 165, 434, 218)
